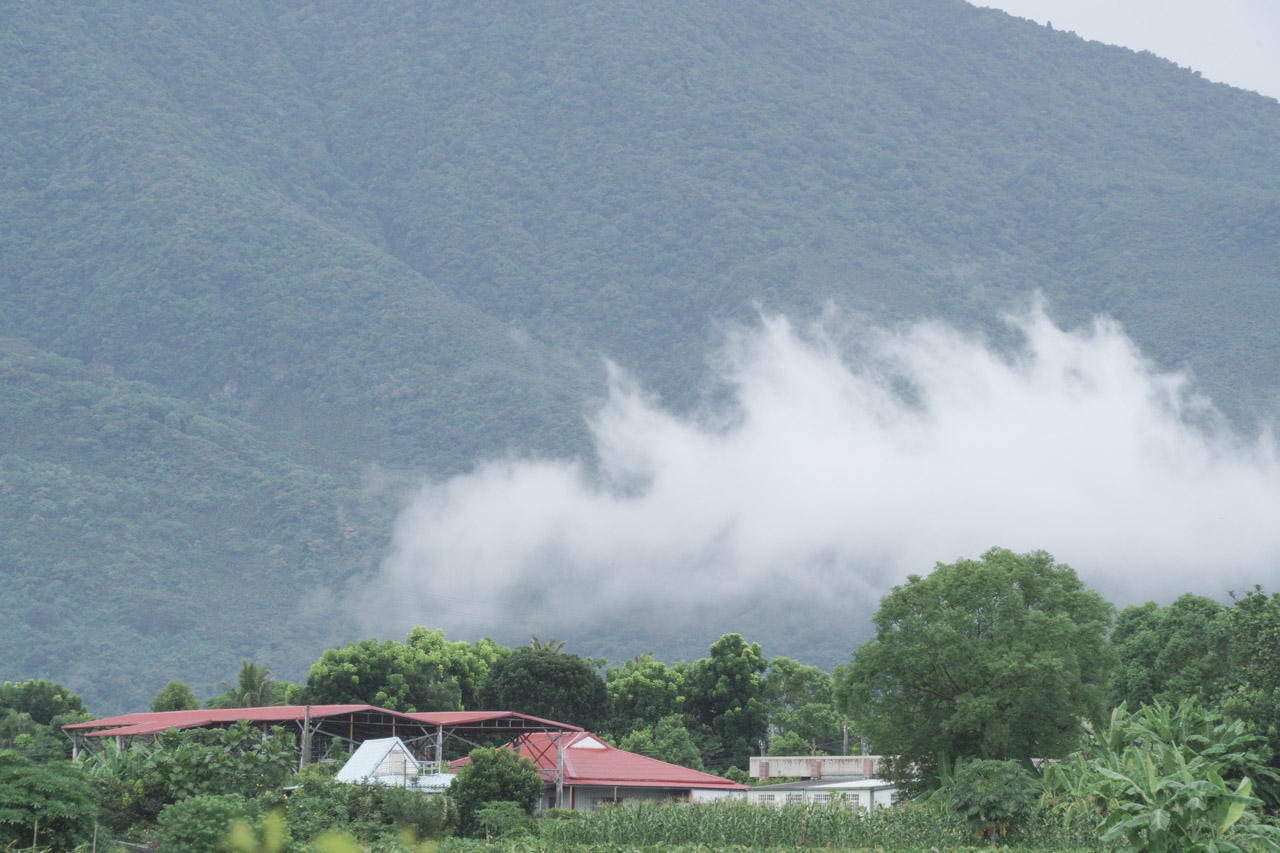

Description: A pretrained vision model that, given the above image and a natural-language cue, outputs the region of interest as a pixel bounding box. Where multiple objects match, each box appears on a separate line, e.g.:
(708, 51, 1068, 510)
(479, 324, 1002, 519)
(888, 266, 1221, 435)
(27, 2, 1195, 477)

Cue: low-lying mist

(356, 303, 1280, 660)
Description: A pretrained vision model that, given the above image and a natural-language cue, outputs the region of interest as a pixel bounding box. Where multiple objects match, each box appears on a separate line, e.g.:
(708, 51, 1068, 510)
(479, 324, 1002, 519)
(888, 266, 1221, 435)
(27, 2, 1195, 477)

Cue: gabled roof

(454, 731, 748, 791)
(335, 736, 419, 783)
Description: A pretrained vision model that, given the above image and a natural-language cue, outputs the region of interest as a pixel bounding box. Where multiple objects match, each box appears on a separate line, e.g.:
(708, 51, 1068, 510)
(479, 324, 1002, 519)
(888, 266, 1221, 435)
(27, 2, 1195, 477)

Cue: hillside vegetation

(2, 0, 1278, 709)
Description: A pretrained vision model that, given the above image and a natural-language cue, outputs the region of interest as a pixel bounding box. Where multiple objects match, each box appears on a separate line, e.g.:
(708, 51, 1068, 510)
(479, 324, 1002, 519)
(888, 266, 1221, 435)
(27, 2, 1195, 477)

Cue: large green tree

(685, 634, 768, 768)
(604, 654, 685, 740)
(304, 637, 461, 712)
(1108, 594, 1227, 709)
(477, 647, 608, 731)
(762, 657, 845, 755)
(406, 628, 510, 711)
(151, 680, 200, 713)
(0, 680, 87, 726)
(0, 680, 91, 755)
(1219, 586, 1280, 807)
(836, 548, 1114, 793)
(304, 630, 509, 713)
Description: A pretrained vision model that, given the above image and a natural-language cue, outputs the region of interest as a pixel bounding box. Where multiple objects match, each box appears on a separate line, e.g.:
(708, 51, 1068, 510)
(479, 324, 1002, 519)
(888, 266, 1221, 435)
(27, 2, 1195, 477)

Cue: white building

(335, 736, 453, 792)
(746, 776, 899, 810)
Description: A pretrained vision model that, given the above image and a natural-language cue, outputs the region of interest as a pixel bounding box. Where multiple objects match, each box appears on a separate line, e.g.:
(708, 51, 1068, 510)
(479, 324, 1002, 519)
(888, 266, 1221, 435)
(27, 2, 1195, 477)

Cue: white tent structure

(335, 736, 453, 792)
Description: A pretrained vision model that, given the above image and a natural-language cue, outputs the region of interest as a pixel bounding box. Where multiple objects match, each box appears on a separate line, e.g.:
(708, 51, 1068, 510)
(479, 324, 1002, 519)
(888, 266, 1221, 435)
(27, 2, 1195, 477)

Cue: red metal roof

(454, 731, 748, 791)
(63, 706, 583, 739)
(404, 710, 582, 731)
(62, 705, 409, 737)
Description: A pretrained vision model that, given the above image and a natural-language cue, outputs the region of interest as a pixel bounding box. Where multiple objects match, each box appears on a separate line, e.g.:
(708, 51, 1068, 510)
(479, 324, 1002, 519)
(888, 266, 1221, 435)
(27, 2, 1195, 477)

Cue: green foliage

(1219, 586, 1280, 808)
(305, 637, 459, 712)
(765, 730, 812, 757)
(837, 548, 1114, 793)
(686, 635, 768, 767)
(0, 749, 99, 850)
(475, 800, 535, 839)
(946, 758, 1041, 844)
(212, 661, 279, 709)
(762, 657, 845, 755)
(155, 793, 261, 853)
(85, 719, 295, 825)
(617, 715, 705, 771)
(478, 647, 608, 731)
(282, 777, 452, 845)
(534, 798, 1100, 850)
(1108, 594, 1228, 709)
(448, 747, 545, 838)
(0, 341, 395, 713)
(604, 655, 685, 738)
(152, 680, 201, 712)
(0, 680, 88, 726)
(441, 843, 1096, 853)
(1045, 699, 1280, 853)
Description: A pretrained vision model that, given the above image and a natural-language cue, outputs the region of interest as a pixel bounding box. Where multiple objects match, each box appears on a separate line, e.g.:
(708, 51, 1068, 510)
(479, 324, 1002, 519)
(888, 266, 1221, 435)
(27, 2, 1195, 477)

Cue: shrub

(283, 778, 451, 845)
(155, 793, 260, 853)
(475, 800, 535, 839)
(448, 747, 544, 837)
(946, 758, 1040, 844)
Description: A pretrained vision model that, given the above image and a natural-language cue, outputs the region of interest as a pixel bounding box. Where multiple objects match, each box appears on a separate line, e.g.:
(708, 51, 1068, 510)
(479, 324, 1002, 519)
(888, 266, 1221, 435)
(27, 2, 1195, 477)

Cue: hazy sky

(365, 305, 1280, 638)
(977, 0, 1280, 100)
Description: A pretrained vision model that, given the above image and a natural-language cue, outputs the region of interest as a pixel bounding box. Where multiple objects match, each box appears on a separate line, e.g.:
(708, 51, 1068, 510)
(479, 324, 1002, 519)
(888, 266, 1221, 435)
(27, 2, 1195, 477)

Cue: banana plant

(1047, 699, 1280, 853)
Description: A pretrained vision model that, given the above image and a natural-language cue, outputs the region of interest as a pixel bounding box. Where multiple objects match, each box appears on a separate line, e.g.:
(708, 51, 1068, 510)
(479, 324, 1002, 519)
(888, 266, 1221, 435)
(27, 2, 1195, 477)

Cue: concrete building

(747, 776, 899, 809)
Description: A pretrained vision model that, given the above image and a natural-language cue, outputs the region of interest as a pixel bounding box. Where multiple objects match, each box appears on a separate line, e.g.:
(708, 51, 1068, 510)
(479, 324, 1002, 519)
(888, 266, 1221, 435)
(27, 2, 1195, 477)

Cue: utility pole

(300, 705, 312, 768)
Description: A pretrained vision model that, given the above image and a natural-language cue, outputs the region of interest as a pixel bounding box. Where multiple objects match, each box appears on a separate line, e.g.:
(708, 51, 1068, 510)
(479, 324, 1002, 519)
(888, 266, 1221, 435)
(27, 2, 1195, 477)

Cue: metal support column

(300, 706, 312, 768)
(555, 732, 564, 809)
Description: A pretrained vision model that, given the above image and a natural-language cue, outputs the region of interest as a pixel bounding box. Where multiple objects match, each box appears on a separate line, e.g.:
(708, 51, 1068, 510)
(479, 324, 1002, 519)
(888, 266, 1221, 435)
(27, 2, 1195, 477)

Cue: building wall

(747, 785, 897, 809)
(749, 755, 882, 779)
(374, 745, 414, 779)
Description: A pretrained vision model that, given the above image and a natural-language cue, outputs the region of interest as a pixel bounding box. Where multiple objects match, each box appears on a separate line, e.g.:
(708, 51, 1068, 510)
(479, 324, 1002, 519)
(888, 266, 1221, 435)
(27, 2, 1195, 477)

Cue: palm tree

(529, 636, 566, 653)
(218, 660, 277, 708)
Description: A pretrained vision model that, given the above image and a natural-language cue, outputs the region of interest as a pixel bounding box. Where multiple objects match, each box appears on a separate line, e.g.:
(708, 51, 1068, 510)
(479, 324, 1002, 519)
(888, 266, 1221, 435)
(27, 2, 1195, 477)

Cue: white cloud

(362, 304, 1280, 640)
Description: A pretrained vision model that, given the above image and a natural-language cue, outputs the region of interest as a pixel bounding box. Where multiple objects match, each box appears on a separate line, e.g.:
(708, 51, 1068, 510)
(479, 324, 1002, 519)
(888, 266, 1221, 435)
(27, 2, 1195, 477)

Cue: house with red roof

(453, 731, 747, 811)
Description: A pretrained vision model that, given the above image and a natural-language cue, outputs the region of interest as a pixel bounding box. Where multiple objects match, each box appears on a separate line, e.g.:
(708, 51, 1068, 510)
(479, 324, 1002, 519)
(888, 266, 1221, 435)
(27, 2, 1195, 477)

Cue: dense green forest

(2, 0, 1279, 710)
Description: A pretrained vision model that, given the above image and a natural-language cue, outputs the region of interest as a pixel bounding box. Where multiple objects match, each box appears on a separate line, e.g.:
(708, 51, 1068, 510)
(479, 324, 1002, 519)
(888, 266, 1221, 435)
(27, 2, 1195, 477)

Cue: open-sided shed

(63, 706, 585, 803)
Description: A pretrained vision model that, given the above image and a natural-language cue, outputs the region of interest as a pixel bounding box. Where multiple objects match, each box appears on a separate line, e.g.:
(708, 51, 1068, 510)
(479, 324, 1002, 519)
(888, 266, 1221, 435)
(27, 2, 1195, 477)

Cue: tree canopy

(836, 548, 1114, 791)
(151, 680, 200, 713)
(477, 647, 608, 731)
(1108, 593, 1227, 709)
(1219, 586, 1280, 807)
(304, 638, 461, 713)
(685, 634, 768, 768)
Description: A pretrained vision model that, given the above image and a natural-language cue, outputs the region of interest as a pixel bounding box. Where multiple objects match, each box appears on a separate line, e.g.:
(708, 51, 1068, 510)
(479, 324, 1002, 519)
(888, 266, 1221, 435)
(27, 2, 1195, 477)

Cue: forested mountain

(2, 0, 1278, 711)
